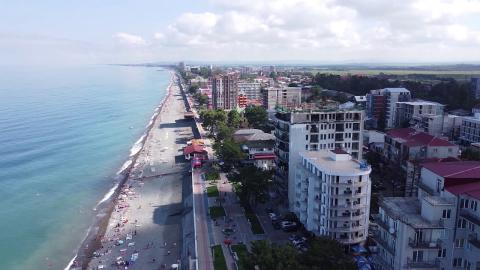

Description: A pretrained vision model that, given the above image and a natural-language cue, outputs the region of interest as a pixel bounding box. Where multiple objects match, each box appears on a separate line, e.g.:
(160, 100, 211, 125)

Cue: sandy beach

(78, 73, 195, 270)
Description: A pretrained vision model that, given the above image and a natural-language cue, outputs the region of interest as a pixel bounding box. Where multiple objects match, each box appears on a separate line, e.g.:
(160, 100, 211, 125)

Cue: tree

(244, 105, 268, 130)
(227, 165, 272, 206)
(199, 109, 227, 134)
(247, 241, 301, 270)
(188, 85, 199, 94)
(298, 237, 356, 270)
(227, 110, 242, 128)
(195, 93, 209, 107)
(213, 139, 246, 170)
(216, 123, 233, 142)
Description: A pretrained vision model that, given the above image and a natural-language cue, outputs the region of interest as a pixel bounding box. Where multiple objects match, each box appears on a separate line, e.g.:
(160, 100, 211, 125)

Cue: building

(395, 100, 445, 129)
(183, 144, 208, 161)
(460, 106, 480, 145)
(233, 129, 276, 170)
(472, 77, 480, 100)
(273, 108, 365, 209)
(294, 150, 371, 245)
(212, 73, 239, 110)
(442, 114, 463, 140)
(384, 128, 459, 167)
(353, 96, 367, 108)
(237, 81, 262, 100)
(263, 86, 302, 110)
(189, 76, 209, 88)
(372, 161, 480, 270)
(367, 88, 411, 129)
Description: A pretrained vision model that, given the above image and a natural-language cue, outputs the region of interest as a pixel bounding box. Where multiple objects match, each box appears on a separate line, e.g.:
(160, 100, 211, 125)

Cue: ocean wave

(117, 159, 133, 175)
(95, 182, 119, 209)
(129, 135, 145, 157)
(64, 255, 77, 270)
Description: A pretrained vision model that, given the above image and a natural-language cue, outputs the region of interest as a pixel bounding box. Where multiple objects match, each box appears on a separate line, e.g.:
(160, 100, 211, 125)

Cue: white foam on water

(129, 134, 145, 157)
(64, 255, 77, 270)
(95, 182, 119, 208)
(117, 159, 132, 175)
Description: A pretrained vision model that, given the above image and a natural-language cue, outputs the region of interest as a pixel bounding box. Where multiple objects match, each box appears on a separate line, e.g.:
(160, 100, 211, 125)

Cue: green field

(207, 185, 219, 197)
(212, 245, 228, 270)
(231, 244, 249, 270)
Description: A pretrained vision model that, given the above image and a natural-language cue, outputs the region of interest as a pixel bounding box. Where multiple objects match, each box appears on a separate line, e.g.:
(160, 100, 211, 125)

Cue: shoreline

(68, 70, 176, 270)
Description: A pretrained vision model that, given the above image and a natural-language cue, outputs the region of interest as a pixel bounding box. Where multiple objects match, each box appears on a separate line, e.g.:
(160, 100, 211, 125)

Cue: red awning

(254, 153, 276, 160)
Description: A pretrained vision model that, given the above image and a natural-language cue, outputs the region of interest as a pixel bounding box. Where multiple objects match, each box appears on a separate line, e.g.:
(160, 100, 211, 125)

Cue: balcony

(372, 231, 395, 255)
(274, 131, 289, 142)
(408, 238, 441, 249)
(468, 233, 480, 249)
(406, 258, 440, 269)
(310, 125, 319, 133)
(275, 122, 289, 132)
(277, 143, 289, 152)
(329, 202, 366, 210)
(460, 209, 480, 226)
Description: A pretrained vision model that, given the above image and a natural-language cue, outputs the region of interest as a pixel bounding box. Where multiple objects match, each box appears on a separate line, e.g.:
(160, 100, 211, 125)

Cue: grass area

(231, 244, 249, 270)
(207, 185, 219, 197)
(209, 206, 226, 219)
(240, 200, 265, 235)
(212, 245, 228, 270)
(205, 170, 220, 181)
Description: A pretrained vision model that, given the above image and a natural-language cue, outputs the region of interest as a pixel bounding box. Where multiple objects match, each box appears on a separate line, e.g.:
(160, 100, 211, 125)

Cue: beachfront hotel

(294, 150, 371, 245)
(273, 107, 365, 210)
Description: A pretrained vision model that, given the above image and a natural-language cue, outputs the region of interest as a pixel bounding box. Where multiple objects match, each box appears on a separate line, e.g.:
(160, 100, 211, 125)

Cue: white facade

(294, 150, 371, 245)
(460, 114, 480, 144)
(372, 162, 480, 270)
(274, 109, 364, 211)
(237, 81, 262, 100)
(263, 86, 301, 110)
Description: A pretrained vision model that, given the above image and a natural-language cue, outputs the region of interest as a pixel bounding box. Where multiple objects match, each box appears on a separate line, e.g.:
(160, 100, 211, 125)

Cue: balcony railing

(372, 231, 395, 254)
(406, 258, 440, 268)
(274, 131, 289, 142)
(468, 233, 480, 249)
(408, 238, 441, 249)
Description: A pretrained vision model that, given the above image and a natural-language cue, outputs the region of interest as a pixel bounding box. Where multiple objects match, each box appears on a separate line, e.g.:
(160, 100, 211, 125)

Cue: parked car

(268, 212, 277, 220)
(281, 221, 298, 232)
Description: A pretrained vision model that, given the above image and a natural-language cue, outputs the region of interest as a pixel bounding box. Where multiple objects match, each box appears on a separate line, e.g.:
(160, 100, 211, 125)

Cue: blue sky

(1, 0, 480, 65)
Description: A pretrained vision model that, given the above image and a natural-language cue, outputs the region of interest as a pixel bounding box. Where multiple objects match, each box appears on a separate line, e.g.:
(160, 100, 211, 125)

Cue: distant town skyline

(1, 0, 480, 66)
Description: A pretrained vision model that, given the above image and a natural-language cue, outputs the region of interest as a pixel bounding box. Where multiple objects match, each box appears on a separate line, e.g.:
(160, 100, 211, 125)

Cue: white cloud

(114, 32, 147, 46)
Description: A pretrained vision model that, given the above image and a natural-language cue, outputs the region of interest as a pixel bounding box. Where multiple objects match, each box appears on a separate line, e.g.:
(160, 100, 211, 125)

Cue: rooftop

(386, 128, 455, 147)
(300, 150, 370, 176)
(381, 197, 443, 229)
(397, 99, 444, 106)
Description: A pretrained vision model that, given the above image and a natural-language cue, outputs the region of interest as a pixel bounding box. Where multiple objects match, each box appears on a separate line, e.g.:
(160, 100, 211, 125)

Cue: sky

(1, 0, 480, 66)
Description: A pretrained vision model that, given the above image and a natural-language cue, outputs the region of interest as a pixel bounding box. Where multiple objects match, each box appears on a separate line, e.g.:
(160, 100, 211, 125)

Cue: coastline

(68, 70, 176, 270)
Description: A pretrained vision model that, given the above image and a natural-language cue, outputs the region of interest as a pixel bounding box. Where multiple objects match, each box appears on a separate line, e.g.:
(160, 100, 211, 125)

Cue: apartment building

(460, 106, 480, 145)
(263, 86, 302, 110)
(273, 108, 364, 210)
(294, 150, 371, 245)
(472, 77, 480, 100)
(372, 161, 480, 270)
(212, 73, 239, 110)
(384, 128, 459, 167)
(367, 88, 411, 129)
(396, 100, 445, 133)
(237, 81, 262, 100)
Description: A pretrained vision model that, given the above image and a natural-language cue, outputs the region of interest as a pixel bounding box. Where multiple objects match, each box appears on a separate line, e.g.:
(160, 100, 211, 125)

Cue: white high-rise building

(237, 81, 262, 100)
(367, 88, 411, 129)
(294, 150, 371, 245)
(273, 108, 364, 210)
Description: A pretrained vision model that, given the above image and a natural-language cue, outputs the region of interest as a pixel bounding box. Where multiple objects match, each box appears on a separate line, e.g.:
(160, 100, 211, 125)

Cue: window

(437, 248, 446, 258)
(442, 209, 451, 219)
(412, 250, 424, 262)
(453, 258, 462, 267)
(455, 238, 465, 248)
(458, 218, 466, 228)
(468, 221, 475, 232)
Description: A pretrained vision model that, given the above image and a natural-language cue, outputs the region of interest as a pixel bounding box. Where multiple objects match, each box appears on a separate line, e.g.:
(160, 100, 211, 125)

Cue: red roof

(423, 161, 480, 199)
(183, 145, 206, 155)
(386, 128, 455, 147)
(253, 153, 276, 160)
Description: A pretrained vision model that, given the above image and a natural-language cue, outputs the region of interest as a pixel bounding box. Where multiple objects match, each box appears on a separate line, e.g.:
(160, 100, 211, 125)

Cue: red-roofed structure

(183, 145, 208, 160)
(384, 128, 459, 167)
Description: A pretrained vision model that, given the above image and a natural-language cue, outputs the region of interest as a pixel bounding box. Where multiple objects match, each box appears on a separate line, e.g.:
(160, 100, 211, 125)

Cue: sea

(0, 65, 170, 270)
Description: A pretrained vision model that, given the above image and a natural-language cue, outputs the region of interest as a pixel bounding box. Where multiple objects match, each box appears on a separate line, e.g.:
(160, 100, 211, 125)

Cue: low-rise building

(384, 128, 459, 168)
(233, 129, 276, 170)
(372, 161, 480, 270)
(294, 150, 371, 245)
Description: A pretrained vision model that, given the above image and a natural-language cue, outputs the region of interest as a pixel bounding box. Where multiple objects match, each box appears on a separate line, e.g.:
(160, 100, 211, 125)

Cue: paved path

(192, 169, 214, 270)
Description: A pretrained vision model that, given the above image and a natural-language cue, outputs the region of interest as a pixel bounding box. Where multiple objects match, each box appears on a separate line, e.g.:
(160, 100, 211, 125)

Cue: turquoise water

(0, 65, 169, 270)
